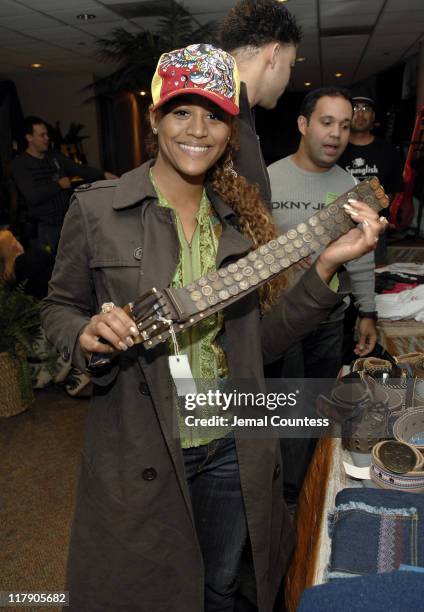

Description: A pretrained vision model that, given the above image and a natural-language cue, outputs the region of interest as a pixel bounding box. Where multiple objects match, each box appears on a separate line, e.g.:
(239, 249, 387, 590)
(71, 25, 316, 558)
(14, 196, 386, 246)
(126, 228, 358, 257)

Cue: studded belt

(89, 177, 388, 368)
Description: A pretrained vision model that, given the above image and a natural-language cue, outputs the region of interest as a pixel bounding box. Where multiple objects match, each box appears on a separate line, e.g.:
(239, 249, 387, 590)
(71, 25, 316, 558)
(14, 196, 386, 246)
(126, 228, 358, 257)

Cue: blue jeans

(183, 434, 248, 612)
(328, 488, 423, 579)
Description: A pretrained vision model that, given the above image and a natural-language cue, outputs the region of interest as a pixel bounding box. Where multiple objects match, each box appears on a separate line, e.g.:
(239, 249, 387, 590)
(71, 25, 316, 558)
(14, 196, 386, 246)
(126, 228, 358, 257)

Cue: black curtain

(0, 80, 24, 227)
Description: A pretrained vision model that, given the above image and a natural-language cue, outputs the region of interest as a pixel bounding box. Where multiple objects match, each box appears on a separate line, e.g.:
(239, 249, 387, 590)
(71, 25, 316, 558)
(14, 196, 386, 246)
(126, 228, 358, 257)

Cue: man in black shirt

(218, 0, 301, 208)
(12, 116, 116, 252)
(338, 96, 403, 264)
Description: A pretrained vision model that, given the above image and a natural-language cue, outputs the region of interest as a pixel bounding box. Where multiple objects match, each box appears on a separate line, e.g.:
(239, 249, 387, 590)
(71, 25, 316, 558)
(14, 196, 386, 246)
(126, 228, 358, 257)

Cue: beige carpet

(0, 390, 87, 612)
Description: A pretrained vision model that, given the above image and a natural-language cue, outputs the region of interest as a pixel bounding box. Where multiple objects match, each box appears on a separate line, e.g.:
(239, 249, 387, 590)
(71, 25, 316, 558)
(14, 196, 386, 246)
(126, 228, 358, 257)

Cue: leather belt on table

(393, 407, 424, 451)
(352, 357, 393, 376)
(371, 439, 424, 493)
(89, 177, 388, 368)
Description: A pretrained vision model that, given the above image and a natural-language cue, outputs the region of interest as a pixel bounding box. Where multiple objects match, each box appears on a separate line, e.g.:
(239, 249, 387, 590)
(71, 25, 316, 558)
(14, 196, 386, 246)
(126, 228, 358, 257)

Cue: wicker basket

(0, 351, 33, 417)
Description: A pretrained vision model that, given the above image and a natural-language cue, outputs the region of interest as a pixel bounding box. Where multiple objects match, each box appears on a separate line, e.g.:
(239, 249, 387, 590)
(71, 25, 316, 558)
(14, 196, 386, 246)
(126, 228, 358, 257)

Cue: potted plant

(0, 282, 41, 417)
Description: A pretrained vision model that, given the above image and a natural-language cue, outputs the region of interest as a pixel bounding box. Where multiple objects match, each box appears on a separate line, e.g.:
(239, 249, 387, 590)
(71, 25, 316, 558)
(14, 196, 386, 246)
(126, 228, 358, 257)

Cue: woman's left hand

(316, 199, 388, 282)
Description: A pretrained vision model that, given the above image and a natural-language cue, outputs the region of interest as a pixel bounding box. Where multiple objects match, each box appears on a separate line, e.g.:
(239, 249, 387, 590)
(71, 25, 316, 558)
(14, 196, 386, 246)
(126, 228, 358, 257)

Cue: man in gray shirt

(269, 86, 378, 374)
(268, 86, 378, 508)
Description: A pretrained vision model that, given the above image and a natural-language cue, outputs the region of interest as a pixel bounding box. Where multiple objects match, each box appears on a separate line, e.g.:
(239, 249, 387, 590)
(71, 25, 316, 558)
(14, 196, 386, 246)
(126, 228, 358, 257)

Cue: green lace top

(150, 170, 230, 447)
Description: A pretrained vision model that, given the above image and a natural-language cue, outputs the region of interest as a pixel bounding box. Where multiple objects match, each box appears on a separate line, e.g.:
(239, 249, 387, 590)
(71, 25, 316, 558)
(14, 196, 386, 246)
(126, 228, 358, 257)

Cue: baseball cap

(352, 95, 375, 109)
(151, 43, 240, 116)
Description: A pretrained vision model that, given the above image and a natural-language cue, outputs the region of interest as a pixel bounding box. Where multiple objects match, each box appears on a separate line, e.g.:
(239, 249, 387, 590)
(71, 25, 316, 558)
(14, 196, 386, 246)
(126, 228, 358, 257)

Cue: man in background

(268, 87, 378, 510)
(12, 116, 116, 252)
(339, 95, 403, 264)
(218, 0, 301, 207)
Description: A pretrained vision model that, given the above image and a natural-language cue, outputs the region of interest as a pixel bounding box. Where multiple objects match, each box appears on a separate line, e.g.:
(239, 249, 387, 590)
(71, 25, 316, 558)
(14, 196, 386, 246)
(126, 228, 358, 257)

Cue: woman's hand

(79, 307, 139, 358)
(316, 199, 388, 283)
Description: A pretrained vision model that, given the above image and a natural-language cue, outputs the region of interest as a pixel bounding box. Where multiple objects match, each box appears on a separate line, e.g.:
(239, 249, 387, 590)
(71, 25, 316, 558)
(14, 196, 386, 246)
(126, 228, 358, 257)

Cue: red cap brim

(151, 87, 239, 117)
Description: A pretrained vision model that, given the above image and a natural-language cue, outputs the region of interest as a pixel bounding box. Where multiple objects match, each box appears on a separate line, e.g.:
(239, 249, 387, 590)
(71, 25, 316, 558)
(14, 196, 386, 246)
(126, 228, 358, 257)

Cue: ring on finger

(101, 301, 115, 314)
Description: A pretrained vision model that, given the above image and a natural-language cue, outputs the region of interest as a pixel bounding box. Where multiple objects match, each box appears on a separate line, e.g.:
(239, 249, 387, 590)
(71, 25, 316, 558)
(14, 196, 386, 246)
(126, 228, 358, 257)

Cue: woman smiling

(41, 44, 386, 612)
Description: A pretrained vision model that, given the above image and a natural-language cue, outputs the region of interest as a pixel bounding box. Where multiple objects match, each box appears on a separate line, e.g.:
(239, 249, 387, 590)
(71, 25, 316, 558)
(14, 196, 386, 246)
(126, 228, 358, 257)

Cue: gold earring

(153, 127, 158, 134)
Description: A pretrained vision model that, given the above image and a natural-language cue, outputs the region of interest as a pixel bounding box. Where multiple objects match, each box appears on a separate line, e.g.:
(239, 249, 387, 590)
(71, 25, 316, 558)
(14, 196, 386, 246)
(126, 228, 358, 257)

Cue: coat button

(142, 467, 157, 481)
(133, 246, 143, 260)
(138, 381, 150, 395)
(273, 464, 281, 480)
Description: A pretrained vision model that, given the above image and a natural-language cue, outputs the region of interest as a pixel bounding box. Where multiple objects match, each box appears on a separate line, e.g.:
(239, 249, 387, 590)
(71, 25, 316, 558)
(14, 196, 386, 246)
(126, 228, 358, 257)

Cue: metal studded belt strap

(88, 177, 388, 368)
(131, 177, 387, 349)
(371, 440, 424, 493)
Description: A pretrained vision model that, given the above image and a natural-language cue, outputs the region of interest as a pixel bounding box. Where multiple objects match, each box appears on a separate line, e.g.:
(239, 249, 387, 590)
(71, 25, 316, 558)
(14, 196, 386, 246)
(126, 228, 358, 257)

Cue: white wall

(4, 72, 101, 167)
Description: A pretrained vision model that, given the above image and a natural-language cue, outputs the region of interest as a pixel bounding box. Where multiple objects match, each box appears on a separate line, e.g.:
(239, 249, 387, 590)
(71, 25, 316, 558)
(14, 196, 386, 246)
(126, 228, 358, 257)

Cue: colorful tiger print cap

(151, 43, 240, 116)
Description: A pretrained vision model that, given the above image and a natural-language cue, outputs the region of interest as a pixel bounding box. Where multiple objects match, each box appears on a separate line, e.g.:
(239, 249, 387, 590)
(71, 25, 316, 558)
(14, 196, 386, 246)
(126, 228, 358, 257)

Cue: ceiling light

(76, 14, 96, 20)
(139, 91, 147, 96)
(304, 82, 311, 87)
(296, 57, 306, 62)
(31, 63, 43, 69)
(276, 0, 289, 3)
(335, 72, 343, 78)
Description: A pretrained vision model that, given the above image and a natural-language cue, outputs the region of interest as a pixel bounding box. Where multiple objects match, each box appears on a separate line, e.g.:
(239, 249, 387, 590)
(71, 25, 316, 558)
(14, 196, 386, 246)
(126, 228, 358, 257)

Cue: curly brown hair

(147, 116, 287, 312)
(208, 127, 287, 312)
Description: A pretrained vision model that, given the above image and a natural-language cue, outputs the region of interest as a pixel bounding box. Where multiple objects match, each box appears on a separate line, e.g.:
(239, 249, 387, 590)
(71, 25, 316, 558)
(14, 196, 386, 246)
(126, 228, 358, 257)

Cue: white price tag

(168, 355, 197, 396)
(343, 461, 371, 480)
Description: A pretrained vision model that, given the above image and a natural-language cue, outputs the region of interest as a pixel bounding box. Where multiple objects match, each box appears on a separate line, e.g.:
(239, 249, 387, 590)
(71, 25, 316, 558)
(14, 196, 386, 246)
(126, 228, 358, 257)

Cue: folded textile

(376, 284, 424, 321)
(327, 488, 424, 579)
(382, 282, 418, 294)
(376, 263, 424, 275)
(298, 571, 424, 611)
(375, 271, 423, 293)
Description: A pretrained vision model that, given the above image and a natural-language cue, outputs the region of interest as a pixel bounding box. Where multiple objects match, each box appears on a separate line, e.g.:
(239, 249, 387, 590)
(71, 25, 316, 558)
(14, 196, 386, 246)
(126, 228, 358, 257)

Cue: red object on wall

(390, 106, 424, 229)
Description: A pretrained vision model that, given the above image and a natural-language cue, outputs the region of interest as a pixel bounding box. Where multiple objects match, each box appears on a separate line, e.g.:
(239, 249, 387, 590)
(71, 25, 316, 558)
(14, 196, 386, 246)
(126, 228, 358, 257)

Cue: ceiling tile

(375, 22, 424, 35)
(386, 0, 424, 11)
(0, 13, 58, 31)
(0, 1, 34, 17)
(74, 19, 132, 35)
(321, 0, 384, 13)
(49, 6, 119, 25)
(17, 0, 100, 8)
(378, 10, 424, 25)
(321, 14, 382, 28)
(31, 26, 95, 41)
(182, 0, 234, 12)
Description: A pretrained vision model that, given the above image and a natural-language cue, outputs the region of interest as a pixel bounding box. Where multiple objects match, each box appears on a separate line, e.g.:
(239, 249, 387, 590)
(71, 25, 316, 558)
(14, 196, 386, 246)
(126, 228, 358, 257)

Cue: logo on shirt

(345, 157, 378, 177)
(271, 201, 326, 211)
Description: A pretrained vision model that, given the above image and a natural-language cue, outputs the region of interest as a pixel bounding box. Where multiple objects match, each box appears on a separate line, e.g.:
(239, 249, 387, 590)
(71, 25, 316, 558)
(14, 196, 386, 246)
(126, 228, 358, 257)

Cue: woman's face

(150, 95, 232, 178)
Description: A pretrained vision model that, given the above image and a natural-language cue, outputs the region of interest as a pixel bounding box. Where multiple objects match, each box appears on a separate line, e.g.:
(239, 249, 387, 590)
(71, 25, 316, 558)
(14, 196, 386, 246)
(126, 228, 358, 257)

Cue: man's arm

(53, 151, 106, 182)
(345, 250, 378, 356)
(12, 156, 62, 206)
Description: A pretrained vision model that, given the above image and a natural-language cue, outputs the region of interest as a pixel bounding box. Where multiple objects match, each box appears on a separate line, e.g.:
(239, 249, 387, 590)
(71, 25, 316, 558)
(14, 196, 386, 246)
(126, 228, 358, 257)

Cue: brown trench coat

(41, 161, 343, 612)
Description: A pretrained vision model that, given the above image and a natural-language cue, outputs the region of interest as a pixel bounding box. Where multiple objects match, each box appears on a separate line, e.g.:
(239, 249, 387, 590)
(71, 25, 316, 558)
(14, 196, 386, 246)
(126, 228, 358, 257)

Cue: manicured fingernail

(343, 203, 353, 210)
(363, 219, 369, 226)
(126, 336, 134, 347)
(348, 198, 359, 204)
(379, 216, 388, 223)
(348, 210, 359, 216)
(118, 341, 128, 351)
(130, 326, 138, 335)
